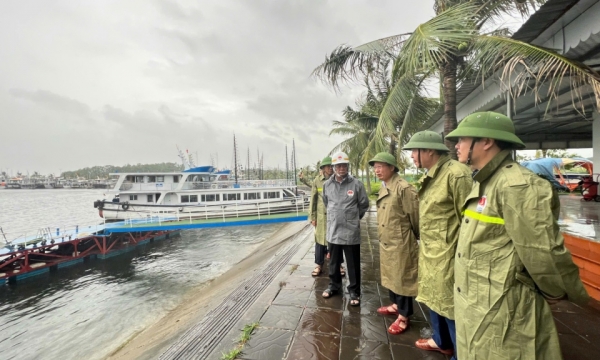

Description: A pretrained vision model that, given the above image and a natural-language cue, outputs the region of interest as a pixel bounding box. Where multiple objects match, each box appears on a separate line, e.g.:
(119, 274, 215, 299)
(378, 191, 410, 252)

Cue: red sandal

(377, 305, 399, 316)
(415, 338, 454, 356)
(388, 317, 409, 335)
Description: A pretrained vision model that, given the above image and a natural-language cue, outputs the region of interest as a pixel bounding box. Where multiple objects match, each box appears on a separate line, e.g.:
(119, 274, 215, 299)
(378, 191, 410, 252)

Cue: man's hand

(311, 220, 316, 227)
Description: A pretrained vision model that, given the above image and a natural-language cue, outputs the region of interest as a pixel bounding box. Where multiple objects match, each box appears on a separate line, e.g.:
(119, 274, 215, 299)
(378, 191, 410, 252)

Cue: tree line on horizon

(61, 163, 183, 179)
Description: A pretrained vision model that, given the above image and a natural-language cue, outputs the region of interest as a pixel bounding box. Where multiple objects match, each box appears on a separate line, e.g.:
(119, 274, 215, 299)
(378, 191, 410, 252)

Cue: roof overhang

(427, 0, 600, 149)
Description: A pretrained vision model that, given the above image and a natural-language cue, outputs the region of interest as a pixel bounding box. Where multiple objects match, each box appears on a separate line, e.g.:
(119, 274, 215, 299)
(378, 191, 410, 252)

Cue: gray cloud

(0, 0, 435, 174)
(9, 89, 91, 117)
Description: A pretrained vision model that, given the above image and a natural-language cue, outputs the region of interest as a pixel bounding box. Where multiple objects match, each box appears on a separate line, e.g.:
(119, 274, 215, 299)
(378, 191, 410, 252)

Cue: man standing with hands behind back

(322, 151, 369, 306)
(402, 131, 471, 358)
(369, 152, 420, 335)
(446, 112, 589, 359)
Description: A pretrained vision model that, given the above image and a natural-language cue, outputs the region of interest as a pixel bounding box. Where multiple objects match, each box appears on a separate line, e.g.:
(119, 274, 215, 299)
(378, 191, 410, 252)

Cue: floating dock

(1, 210, 308, 285)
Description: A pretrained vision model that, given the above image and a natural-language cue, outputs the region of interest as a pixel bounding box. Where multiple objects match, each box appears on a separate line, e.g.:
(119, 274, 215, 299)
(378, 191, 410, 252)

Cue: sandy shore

(107, 221, 308, 360)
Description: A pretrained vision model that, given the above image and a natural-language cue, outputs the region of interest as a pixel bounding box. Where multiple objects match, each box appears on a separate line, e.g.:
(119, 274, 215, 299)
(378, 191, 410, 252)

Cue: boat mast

(233, 134, 238, 184)
(292, 139, 298, 195)
(285, 145, 289, 182)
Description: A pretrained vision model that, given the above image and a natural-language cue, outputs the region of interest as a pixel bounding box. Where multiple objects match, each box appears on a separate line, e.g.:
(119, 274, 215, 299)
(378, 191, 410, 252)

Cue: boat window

(201, 194, 219, 202)
(264, 192, 280, 199)
(148, 176, 156, 182)
(218, 175, 228, 181)
(181, 195, 190, 203)
(225, 193, 241, 201)
(129, 195, 138, 201)
(147, 195, 153, 202)
(190, 195, 198, 202)
(210, 176, 217, 181)
(173, 176, 179, 183)
(156, 176, 164, 182)
(244, 192, 260, 200)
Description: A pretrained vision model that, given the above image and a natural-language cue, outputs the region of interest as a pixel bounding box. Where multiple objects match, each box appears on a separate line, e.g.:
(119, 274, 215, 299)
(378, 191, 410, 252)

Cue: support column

(593, 111, 600, 174)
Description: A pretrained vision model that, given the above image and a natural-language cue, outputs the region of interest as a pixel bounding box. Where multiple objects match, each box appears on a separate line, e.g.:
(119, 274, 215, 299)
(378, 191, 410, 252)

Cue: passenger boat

(93, 150, 307, 221)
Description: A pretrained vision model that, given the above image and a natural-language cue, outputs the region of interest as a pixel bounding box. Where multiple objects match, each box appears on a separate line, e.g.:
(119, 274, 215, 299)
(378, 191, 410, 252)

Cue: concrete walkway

(164, 203, 600, 359)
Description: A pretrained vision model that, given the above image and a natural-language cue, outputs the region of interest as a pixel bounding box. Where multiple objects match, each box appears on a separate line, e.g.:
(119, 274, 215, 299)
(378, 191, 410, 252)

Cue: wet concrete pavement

(232, 203, 600, 360)
(560, 194, 600, 242)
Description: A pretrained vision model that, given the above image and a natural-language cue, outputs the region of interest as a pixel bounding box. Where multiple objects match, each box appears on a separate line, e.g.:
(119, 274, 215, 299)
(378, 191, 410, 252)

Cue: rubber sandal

(350, 293, 360, 306)
(311, 266, 322, 277)
(377, 305, 399, 316)
(340, 266, 346, 276)
(322, 288, 337, 298)
(388, 318, 409, 335)
(415, 338, 454, 356)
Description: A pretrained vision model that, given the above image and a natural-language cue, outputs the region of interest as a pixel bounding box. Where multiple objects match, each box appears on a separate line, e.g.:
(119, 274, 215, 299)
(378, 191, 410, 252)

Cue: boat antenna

(233, 134, 239, 184)
(293, 138, 298, 194)
(285, 145, 289, 182)
(247, 147, 250, 180)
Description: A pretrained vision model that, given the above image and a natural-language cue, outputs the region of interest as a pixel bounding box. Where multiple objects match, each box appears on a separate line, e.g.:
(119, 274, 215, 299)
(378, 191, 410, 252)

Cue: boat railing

(119, 182, 179, 191)
(114, 195, 308, 229)
(0, 222, 106, 250)
(180, 180, 297, 191)
(2, 195, 309, 250)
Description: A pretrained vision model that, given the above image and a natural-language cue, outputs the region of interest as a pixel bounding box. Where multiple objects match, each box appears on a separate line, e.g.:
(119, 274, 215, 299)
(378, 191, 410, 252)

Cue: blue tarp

(521, 158, 564, 189)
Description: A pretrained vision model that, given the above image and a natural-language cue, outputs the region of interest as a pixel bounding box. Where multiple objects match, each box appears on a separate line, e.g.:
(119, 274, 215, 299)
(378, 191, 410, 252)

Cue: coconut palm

(313, 0, 600, 159)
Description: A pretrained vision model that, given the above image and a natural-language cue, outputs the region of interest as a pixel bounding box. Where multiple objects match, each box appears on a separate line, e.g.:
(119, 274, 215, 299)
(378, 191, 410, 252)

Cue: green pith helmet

(446, 111, 526, 149)
(402, 130, 450, 151)
(368, 152, 399, 172)
(319, 156, 332, 168)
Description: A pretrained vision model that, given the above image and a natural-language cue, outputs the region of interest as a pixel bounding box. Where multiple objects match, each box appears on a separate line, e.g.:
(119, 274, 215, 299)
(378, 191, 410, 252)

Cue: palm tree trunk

(441, 59, 458, 159)
(389, 137, 397, 155)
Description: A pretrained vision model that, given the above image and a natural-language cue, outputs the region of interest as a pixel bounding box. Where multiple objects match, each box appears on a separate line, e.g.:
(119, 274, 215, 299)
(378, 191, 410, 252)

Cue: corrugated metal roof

(512, 0, 580, 42)
(425, 0, 583, 130)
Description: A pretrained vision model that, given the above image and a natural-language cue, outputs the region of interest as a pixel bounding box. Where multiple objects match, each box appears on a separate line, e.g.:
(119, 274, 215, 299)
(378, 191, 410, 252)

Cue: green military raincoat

(376, 173, 420, 296)
(309, 174, 330, 246)
(417, 155, 471, 319)
(455, 150, 589, 359)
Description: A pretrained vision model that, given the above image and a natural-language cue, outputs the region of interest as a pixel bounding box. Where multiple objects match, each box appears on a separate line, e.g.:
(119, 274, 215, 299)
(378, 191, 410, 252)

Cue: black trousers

(328, 243, 360, 295)
(315, 243, 327, 266)
(389, 290, 414, 318)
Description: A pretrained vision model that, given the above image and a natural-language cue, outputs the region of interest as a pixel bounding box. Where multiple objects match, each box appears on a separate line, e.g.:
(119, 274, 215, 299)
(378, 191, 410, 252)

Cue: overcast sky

(0, 0, 439, 175)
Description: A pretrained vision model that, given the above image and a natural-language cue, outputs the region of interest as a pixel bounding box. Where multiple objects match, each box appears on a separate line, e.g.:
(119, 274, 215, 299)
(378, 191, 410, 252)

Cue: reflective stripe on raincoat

(322, 174, 369, 245)
(455, 150, 589, 359)
(376, 173, 420, 296)
(417, 155, 471, 319)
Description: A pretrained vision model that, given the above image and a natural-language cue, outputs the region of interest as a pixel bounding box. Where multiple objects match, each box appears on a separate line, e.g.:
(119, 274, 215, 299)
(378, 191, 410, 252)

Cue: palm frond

(470, 35, 600, 112)
(393, 3, 479, 78)
(312, 33, 412, 89)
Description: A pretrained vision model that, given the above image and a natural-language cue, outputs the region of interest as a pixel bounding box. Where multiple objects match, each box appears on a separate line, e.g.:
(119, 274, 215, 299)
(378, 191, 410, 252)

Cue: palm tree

(313, 0, 600, 159)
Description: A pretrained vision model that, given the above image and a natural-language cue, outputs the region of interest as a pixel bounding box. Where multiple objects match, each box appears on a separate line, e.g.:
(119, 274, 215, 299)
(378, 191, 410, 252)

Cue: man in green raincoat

(309, 156, 333, 276)
(403, 131, 471, 358)
(446, 111, 589, 359)
(369, 152, 420, 335)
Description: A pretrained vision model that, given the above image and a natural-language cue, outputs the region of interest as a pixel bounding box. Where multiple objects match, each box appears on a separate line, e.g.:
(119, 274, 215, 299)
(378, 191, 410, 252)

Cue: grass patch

(221, 322, 260, 360)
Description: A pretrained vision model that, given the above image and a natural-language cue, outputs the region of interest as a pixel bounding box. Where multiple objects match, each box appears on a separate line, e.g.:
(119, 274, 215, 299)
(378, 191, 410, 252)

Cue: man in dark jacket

(322, 151, 370, 306)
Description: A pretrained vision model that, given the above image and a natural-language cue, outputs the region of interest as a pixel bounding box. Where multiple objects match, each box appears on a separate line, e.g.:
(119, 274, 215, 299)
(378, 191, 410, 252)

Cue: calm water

(0, 189, 285, 360)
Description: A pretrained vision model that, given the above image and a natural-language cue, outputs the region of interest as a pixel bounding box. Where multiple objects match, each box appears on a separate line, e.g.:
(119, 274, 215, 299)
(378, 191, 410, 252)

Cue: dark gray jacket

(323, 174, 370, 245)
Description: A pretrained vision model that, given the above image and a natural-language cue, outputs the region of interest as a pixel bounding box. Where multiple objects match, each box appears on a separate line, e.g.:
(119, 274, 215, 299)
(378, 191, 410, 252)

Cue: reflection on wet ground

(237, 204, 600, 360)
(560, 195, 600, 241)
